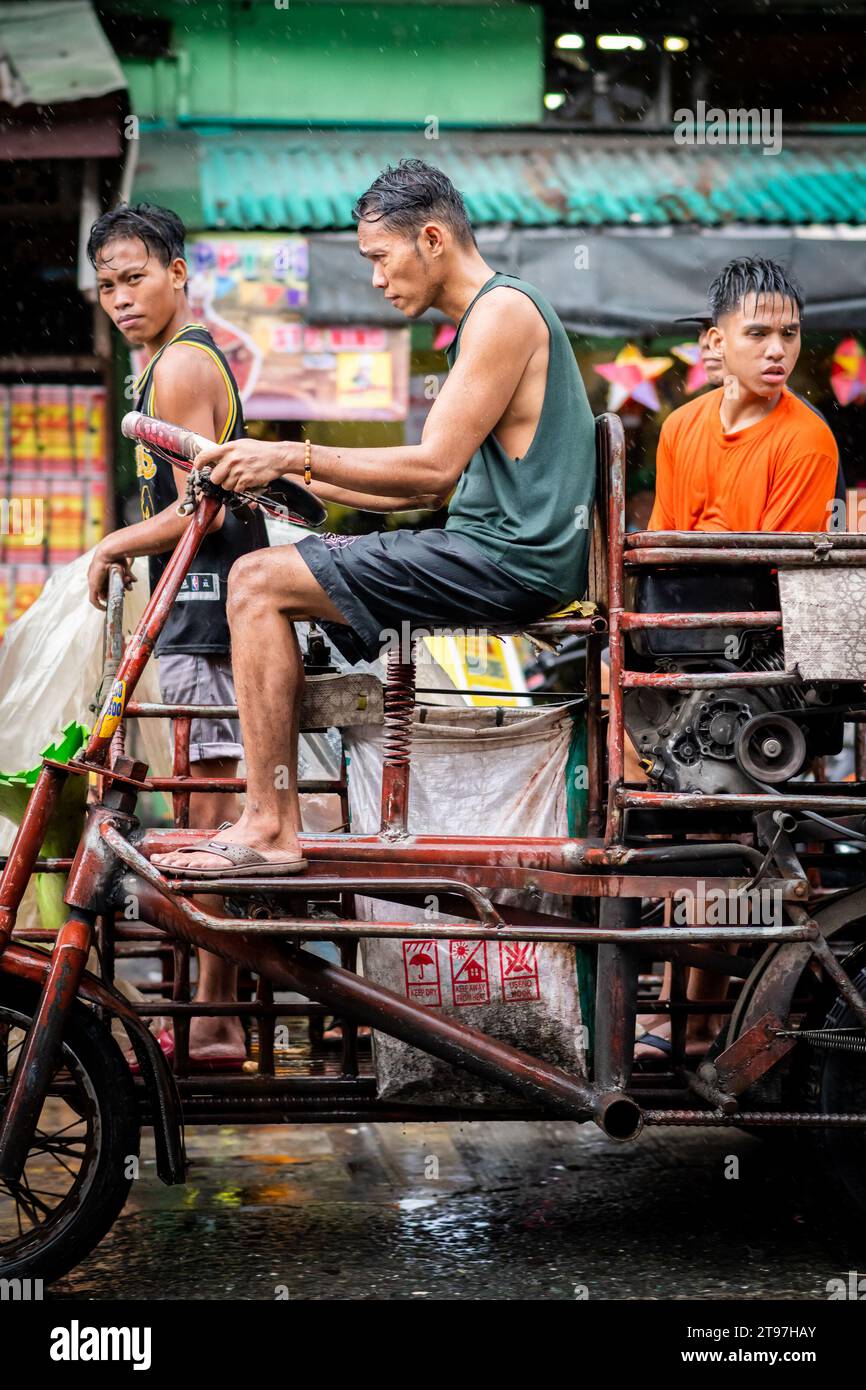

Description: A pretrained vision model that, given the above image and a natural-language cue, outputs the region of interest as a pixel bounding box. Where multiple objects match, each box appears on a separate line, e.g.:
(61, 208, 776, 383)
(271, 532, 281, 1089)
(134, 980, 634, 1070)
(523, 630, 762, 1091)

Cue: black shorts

(295, 528, 556, 665)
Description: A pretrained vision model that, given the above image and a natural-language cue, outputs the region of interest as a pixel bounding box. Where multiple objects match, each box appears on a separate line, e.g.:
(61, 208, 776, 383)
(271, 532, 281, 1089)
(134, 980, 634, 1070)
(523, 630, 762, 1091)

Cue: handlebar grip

(121, 411, 212, 463)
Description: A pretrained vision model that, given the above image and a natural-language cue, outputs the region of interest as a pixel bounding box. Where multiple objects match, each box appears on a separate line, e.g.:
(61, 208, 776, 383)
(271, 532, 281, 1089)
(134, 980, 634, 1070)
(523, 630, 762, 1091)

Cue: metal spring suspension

(382, 645, 416, 766)
(379, 644, 416, 834)
(777, 1028, 866, 1054)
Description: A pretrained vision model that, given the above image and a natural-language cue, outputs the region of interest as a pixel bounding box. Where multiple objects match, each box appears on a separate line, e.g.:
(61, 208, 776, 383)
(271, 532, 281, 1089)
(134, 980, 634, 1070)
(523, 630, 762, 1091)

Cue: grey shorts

(157, 652, 243, 763)
(295, 528, 553, 665)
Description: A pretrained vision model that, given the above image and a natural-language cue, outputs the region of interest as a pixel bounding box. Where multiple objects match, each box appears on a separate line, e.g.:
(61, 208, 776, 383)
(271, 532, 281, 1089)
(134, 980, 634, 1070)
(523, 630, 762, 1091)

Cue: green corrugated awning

(0, 1, 126, 107)
(135, 129, 866, 231)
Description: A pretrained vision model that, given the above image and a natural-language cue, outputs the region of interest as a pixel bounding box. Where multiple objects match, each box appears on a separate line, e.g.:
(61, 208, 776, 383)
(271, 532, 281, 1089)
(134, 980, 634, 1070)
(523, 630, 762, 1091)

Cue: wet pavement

(50, 1118, 866, 1301)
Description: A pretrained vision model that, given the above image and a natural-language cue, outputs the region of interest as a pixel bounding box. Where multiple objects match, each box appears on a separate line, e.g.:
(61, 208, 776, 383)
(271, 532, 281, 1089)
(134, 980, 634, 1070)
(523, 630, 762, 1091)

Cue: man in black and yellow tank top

(87, 203, 267, 1066)
(148, 161, 597, 880)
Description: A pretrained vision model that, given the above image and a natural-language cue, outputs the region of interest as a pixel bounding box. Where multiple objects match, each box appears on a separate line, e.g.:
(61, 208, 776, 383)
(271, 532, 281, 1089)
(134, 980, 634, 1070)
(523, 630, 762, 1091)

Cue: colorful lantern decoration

(831, 338, 866, 406)
(672, 341, 709, 394)
(594, 343, 673, 412)
(433, 323, 457, 352)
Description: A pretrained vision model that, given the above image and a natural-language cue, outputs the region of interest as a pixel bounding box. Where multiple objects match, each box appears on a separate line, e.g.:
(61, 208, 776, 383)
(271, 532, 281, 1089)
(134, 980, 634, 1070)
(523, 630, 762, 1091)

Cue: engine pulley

(735, 713, 808, 784)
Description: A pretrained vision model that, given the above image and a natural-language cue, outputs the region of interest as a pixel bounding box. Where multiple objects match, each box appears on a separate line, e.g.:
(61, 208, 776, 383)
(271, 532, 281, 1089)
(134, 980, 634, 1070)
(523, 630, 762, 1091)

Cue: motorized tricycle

(2, 410, 866, 1283)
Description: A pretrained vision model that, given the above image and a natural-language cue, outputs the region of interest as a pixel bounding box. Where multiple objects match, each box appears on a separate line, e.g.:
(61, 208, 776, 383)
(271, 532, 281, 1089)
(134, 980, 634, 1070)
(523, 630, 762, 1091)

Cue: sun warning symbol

(449, 940, 490, 1006)
(402, 940, 442, 1007)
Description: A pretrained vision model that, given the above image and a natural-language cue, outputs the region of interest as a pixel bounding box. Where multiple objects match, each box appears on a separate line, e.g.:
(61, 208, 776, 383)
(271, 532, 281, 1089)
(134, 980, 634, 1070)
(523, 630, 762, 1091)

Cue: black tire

(806, 958, 866, 1220)
(0, 975, 140, 1284)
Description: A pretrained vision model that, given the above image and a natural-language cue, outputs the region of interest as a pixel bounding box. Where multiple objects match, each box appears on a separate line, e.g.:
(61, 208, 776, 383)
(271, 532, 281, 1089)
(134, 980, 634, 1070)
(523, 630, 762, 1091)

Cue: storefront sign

(185, 234, 408, 420)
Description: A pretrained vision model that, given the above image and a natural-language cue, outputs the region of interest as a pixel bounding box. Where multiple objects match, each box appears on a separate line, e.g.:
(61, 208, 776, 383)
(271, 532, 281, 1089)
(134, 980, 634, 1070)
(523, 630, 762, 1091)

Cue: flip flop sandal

(126, 1026, 175, 1077)
(187, 1048, 251, 1073)
(634, 1031, 673, 1057)
(156, 837, 308, 879)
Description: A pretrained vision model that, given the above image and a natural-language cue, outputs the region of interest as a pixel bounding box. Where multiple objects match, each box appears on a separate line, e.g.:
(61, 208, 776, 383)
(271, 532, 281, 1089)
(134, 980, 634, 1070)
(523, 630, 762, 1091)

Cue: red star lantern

(595, 343, 673, 412)
(672, 341, 709, 394)
(831, 338, 866, 406)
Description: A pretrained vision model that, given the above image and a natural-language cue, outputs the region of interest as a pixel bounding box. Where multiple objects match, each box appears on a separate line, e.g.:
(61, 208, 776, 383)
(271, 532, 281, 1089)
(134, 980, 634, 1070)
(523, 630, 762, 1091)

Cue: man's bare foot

(188, 1011, 246, 1061)
(322, 1019, 372, 1043)
(151, 815, 303, 874)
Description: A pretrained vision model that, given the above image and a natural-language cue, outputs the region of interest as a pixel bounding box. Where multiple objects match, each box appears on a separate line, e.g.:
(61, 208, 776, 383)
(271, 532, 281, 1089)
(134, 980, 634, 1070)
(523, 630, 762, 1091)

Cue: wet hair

(708, 257, 804, 322)
(352, 158, 477, 249)
(87, 202, 187, 275)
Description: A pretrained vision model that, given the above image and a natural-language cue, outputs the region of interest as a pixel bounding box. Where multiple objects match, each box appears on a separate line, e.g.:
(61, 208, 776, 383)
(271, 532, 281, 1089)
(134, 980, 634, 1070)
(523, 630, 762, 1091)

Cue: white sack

(345, 705, 587, 1105)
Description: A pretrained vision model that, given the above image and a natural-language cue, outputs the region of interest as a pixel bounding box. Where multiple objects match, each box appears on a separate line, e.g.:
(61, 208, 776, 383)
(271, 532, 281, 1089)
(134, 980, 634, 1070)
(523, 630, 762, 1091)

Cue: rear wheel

(0, 976, 139, 1283)
(808, 961, 866, 1219)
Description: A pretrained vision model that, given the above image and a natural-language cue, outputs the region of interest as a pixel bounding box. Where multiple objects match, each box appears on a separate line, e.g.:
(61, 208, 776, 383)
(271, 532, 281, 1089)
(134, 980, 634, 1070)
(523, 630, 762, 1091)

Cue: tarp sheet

(308, 226, 866, 334)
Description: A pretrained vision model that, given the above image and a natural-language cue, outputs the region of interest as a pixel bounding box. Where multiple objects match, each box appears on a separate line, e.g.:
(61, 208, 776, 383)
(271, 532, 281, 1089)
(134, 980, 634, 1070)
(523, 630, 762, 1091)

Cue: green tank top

(444, 272, 596, 604)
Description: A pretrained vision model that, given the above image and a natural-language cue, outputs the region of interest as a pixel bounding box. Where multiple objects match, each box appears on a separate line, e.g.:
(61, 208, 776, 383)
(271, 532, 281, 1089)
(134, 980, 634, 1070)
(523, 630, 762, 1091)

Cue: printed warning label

(402, 940, 442, 1007)
(499, 942, 540, 1002)
(449, 940, 490, 1006)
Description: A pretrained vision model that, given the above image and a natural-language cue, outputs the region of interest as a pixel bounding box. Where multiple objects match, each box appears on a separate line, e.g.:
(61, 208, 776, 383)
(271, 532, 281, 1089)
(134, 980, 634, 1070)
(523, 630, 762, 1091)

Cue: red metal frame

(2, 412, 866, 1191)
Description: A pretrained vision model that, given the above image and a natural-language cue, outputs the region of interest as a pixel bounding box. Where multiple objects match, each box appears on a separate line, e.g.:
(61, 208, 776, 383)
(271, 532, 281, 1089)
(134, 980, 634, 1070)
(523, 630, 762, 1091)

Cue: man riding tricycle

(1, 169, 865, 1285)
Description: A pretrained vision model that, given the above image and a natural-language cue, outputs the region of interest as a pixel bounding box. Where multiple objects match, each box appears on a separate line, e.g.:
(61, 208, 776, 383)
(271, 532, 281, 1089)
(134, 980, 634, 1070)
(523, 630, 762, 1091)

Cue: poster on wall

(180, 234, 409, 421)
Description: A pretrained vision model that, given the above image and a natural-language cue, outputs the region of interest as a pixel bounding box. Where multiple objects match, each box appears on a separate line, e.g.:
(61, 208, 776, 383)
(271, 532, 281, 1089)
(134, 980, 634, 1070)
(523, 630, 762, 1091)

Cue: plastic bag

(0, 551, 168, 932)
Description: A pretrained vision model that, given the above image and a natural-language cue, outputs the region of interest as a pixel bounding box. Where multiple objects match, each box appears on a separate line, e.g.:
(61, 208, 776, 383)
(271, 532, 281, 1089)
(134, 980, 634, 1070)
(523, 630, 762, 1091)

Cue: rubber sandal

(154, 837, 308, 879)
(634, 1031, 673, 1056)
(187, 1046, 250, 1073)
(126, 1025, 174, 1076)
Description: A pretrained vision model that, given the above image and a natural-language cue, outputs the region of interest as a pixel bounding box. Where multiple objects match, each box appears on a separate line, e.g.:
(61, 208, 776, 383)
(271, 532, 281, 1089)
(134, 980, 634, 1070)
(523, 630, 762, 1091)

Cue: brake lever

(177, 466, 236, 517)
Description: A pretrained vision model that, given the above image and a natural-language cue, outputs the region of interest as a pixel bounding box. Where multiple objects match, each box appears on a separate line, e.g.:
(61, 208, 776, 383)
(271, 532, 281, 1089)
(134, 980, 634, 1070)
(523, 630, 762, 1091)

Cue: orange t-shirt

(648, 388, 839, 533)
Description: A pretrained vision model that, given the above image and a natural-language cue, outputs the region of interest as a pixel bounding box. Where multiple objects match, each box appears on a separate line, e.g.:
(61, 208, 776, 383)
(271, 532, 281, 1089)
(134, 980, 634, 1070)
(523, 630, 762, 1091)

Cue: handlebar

(121, 411, 210, 464)
(120, 411, 328, 528)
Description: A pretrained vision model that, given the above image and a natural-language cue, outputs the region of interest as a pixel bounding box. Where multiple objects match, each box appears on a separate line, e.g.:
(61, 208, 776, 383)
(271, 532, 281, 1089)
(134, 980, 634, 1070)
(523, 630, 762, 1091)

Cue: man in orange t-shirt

(650, 257, 838, 534)
(636, 257, 839, 1063)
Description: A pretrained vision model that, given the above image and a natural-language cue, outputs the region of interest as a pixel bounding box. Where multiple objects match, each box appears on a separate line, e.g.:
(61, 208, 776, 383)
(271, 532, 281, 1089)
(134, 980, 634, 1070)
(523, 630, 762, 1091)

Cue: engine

(624, 624, 848, 795)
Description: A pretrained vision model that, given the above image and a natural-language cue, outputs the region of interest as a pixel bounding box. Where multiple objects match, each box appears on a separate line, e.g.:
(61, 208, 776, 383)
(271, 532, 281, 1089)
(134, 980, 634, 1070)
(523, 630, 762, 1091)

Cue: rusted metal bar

(171, 716, 192, 830)
(0, 761, 69, 951)
(118, 867, 642, 1139)
(134, 832, 810, 903)
(140, 827, 606, 868)
(255, 975, 276, 1077)
(83, 494, 221, 768)
(605, 417, 627, 846)
(128, 702, 239, 718)
(585, 631, 603, 836)
(627, 530, 866, 550)
(622, 669, 799, 690)
(130, 1000, 322, 1016)
(620, 610, 781, 630)
(0, 857, 73, 873)
(0, 911, 94, 1182)
(171, 875, 502, 924)
(626, 547, 866, 567)
(42, 759, 341, 796)
(594, 897, 641, 1090)
(166, 869, 804, 903)
(642, 1110, 866, 1127)
(620, 789, 866, 813)
(682, 1068, 738, 1114)
(522, 616, 608, 638)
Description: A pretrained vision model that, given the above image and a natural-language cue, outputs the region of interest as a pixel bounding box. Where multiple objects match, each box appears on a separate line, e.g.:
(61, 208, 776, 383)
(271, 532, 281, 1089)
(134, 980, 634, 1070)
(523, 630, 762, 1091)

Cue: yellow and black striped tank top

(134, 323, 268, 655)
